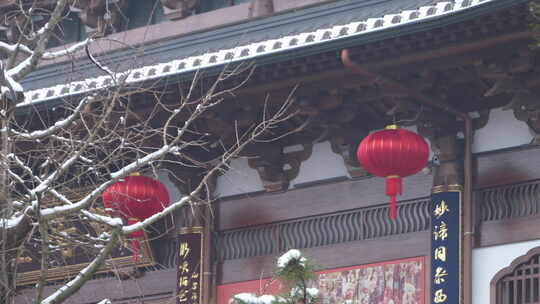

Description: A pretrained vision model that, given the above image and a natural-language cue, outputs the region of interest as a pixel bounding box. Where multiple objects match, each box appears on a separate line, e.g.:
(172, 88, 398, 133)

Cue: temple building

(6, 0, 540, 303)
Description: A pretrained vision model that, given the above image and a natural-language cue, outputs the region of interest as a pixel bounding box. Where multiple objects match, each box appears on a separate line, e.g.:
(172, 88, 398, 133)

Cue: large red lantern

(357, 125, 429, 220)
(102, 174, 170, 258)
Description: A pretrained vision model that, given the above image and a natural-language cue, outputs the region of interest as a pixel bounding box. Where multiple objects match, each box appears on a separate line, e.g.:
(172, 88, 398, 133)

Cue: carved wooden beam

(476, 56, 540, 139)
(247, 143, 312, 192)
(160, 0, 199, 20)
(247, 144, 288, 192)
(1, 14, 25, 44)
(71, 0, 128, 34)
(0, 7, 50, 44)
(508, 90, 540, 138)
(248, 0, 274, 18)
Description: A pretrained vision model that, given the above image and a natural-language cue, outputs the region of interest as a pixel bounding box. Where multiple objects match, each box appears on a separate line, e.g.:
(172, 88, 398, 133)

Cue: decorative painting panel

(217, 256, 425, 304)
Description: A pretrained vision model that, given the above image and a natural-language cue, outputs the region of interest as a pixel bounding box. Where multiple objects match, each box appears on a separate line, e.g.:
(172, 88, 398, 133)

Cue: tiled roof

(18, 0, 503, 109)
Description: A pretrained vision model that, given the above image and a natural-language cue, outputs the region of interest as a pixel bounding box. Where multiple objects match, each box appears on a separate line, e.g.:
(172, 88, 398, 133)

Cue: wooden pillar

(168, 165, 214, 304)
(419, 114, 471, 304)
(429, 131, 467, 304)
(191, 192, 214, 304)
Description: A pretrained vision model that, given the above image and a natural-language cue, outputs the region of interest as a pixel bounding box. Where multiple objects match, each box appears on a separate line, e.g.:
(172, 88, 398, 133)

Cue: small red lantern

(357, 125, 429, 220)
(102, 174, 170, 259)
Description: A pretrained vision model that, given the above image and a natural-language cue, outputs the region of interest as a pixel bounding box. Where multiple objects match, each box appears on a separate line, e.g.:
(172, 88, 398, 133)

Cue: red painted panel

(216, 278, 282, 304)
(217, 256, 425, 304)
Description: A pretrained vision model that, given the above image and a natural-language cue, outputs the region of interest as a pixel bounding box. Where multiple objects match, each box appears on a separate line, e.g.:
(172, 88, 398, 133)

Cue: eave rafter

(8, 0, 537, 194)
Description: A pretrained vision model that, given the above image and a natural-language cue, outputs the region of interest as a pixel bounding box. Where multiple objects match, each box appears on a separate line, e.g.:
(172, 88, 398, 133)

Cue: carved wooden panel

(475, 147, 540, 189)
(16, 221, 156, 285)
(217, 197, 430, 261)
(478, 179, 540, 222)
(15, 190, 157, 286)
(217, 177, 540, 262)
(217, 173, 432, 231)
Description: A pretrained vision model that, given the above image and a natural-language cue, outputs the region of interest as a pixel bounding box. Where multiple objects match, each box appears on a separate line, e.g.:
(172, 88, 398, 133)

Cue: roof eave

(15, 0, 528, 114)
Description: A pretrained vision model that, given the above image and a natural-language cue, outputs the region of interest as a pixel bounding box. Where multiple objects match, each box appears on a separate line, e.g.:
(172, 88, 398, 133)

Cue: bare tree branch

(0, 2, 299, 303)
(40, 230, 121, 304)
(8, 0, 71, 81)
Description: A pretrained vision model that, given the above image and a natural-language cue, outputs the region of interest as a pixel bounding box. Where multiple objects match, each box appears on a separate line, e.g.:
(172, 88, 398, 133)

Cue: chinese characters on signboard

(16, 207, 155, 285)
(177, 228, 203, 304)
(430, 190, 461, 304)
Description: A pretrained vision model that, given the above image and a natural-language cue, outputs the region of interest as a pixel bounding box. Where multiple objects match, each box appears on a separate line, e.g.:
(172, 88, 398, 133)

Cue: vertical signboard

(177, 227, 203, 304)
(430, 188, 462, 304)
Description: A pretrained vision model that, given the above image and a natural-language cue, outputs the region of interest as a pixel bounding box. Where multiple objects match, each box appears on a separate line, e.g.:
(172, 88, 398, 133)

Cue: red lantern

(102, 174, 170, 259)
(357, 125, 429, 220)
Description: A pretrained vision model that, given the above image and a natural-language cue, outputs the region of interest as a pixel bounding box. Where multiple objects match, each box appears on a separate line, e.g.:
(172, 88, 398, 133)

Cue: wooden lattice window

(491, 247, 540, 304)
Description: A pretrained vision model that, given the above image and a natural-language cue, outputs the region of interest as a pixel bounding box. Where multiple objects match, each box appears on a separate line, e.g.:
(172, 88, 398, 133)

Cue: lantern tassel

(386, 176, 402, 220)
(389, 196, 397, 220)
(128, 218, 144, 262)
(133, 239, 139, 262)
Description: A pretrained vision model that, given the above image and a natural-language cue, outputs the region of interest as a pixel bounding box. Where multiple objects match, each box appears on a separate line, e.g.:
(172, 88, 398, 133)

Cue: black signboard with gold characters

(15, 195, 156, 285)
(176, 227, 203, 304)
(430, 187, 462, 304)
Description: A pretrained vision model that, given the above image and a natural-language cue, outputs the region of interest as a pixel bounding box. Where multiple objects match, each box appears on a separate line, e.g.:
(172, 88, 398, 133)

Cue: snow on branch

(232, 294, 285, 304)
(0, 61, 24, 104)
(42, 39, 92, 60)
(0, 42, 32, 57)
(232, 250, 319, 304)
(39, 179, 112, 219)
(0, 214, 24, 229)
(10, 96, 93, 140)
(81, 210, 123, 227)
(40, 145, 179, 219)
(7, 0, 71, 81)
(0, 38, 89, 61)
(277, 249, 306, 268)
(121, 195, 191, 234)
(0, 20, 298, 301)
(29, 90, 120, 203)
(41, 230, 120, 304)
(31, 154, 80, 196)
(109, 145, 176, 179)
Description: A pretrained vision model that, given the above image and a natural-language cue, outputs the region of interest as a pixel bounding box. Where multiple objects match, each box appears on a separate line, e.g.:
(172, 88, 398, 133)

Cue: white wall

(290, 141, 348, 186)
(157, 170, 183, 202)
(212, 108, 534, 198)
(216, 157, 264, 197)
(473, 239, 540, 304)
(473, 108, 533, 153)
(214, 141, 350, 197)
(400, 109, 533, 157)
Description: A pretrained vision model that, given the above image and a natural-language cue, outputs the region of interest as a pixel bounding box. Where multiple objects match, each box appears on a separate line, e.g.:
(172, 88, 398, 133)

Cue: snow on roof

(19, 0, 493, 108)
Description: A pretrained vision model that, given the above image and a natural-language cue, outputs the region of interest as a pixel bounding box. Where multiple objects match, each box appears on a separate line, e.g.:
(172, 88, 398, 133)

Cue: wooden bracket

(160, 0, 199, 20)
(247, 144, 312, 192)
(330, 135, 368, 178)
